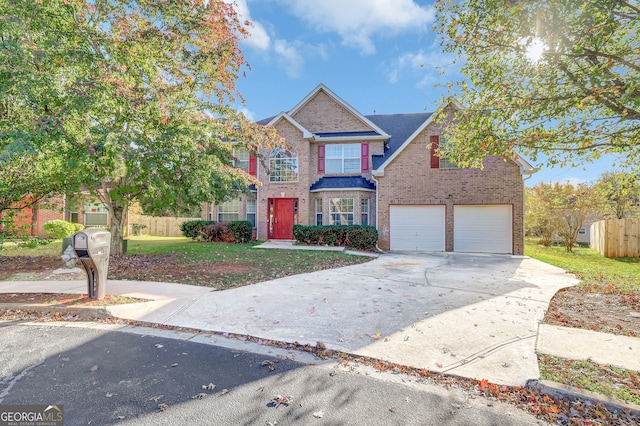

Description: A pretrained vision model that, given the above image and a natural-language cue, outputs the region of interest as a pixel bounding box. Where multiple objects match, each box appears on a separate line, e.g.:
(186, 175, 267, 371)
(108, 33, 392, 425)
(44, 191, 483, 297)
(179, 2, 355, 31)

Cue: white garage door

(390, 205, 445, 251)
(454, 205, 512, 254)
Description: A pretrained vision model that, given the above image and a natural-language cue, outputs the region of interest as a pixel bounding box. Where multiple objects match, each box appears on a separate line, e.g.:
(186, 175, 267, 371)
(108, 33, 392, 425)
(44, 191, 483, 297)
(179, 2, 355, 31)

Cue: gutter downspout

(370, 173, 386, 254)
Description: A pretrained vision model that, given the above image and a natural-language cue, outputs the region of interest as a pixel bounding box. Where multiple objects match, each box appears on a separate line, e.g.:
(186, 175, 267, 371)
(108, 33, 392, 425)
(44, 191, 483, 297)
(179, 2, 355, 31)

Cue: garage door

(454, 205, 512, 254)
(390, 205, 445, 251)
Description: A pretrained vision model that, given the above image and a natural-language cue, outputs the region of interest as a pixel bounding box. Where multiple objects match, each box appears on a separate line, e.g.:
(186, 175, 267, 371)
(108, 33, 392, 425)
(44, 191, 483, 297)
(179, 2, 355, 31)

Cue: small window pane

(330, 198, 354, 225)
(361, 199, 369, 225)
(315, 199, 323, 226)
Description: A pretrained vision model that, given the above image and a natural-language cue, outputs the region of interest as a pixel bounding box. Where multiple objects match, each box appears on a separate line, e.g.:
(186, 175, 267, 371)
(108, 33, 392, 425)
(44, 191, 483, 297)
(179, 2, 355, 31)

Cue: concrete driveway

(111, 251, 577, 385)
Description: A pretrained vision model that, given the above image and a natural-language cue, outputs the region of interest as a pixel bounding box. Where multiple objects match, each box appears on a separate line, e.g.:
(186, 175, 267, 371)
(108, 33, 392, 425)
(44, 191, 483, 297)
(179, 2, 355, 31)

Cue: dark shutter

(249, 154, 257, 176)
(430, 135, 440, 169)
(318, 144, 325, 173)
(361, 142, 369, 172)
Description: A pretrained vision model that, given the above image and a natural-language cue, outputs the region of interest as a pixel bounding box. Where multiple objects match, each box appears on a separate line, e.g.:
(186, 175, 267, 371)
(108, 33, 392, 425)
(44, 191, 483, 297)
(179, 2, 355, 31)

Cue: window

(269, 148, 298, 182)
(579, 227, 586, 235)
(330, 198, 354, 225)
(315, 199, 323, 226)
(84, 202, 108, 226)
(438, 137, 460, 169)
(217, 199, 239, 222)
(233, 147, 250, 173)
(361, 199, 369, 225)
(246, 197, 256, 227)
(326, 144, 360, 173)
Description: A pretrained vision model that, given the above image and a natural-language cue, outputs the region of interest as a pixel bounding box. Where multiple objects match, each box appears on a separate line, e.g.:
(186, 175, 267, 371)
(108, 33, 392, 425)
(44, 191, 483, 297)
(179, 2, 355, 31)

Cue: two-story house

(203, 84, 535, 255)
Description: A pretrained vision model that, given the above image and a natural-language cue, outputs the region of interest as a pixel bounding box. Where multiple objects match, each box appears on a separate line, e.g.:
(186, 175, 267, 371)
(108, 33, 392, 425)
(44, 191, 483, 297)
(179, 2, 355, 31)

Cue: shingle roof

(310, 176, 376, 192)
(365, 113, 432, 170)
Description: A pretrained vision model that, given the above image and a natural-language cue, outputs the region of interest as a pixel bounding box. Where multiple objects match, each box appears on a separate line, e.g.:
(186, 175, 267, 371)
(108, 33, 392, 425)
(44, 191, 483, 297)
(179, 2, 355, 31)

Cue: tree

(434, 0, 639, 169)
(1, 1, 280, 254)
(594, 171, 640, 219)
(526, 182, 598, 252)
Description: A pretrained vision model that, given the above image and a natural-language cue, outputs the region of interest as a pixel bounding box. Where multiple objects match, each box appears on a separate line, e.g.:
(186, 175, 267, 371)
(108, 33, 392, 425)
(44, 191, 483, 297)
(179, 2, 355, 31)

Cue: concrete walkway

(5, 250, 624, 389)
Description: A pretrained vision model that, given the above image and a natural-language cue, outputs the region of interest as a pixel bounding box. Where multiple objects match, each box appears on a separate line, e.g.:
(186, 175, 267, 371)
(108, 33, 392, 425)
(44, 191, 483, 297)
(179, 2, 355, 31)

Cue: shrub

(227, 221, 253, 243)
(72, 223, 85, 233)
(293, 225, 378, 251)
(180, 220, 215, 240)
(44, 220, 77, 239)
(200, 222, 234, 242)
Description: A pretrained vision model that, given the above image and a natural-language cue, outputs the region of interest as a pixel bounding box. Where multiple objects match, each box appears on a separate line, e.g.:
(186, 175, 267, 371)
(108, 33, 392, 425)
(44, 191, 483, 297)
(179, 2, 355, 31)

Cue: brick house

(203, 84, 535, 255)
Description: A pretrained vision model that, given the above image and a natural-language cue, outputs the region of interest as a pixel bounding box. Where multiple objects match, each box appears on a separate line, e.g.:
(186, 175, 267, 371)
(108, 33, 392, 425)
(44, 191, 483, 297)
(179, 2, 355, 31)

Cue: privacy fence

(590, 218, 640, 258)
(129, 216, 200, 238)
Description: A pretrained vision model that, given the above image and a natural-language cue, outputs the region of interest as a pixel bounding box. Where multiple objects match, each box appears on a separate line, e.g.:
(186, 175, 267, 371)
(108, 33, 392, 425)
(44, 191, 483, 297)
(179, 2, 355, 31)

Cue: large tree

(594, 171, 640, 219)
(1, 1, 280, 254)
(434, 0, 639, 169)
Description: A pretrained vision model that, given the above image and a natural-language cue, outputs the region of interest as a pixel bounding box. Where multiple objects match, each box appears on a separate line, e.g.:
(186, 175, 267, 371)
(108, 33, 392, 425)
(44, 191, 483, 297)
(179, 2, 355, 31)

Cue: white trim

(310, 188, 375, 193)
(312, 135, 387, 142)
(266, 112, 313, 139)
(288, 84, 390, 138)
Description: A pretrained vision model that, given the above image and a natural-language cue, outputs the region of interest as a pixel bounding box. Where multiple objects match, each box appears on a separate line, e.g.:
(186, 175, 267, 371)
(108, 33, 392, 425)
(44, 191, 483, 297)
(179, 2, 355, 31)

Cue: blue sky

(227, 0, 623, 187)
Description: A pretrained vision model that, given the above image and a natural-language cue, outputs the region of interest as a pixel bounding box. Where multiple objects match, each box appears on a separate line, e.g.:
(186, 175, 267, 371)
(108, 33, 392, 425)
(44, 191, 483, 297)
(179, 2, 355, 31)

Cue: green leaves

(434, 0, 639, 170)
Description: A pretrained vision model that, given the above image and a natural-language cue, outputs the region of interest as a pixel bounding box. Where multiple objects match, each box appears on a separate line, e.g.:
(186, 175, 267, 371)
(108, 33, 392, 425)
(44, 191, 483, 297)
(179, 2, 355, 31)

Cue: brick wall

(376, 125, 525, 255)
(291, 90, 372, 133)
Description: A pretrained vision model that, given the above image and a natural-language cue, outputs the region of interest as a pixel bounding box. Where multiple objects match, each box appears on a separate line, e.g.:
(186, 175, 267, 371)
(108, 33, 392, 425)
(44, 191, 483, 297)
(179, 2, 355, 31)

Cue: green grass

(1, 236, 372, 289)
(539, 354, 640, 405)
(525, 239, 640, 293)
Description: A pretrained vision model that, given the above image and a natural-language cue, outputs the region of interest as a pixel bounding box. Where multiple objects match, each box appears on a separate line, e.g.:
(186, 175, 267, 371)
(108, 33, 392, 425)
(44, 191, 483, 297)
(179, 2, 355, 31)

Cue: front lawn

(526, 239, 640, 405)
(0, 237, 372, 289)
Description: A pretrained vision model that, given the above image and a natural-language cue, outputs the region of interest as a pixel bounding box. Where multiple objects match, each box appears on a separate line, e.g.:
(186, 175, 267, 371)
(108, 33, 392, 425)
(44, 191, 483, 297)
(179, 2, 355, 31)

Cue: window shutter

(249, 154, 257, 176)
(430, 135, 440, 169)
(361, 142, 369, 172)
(318, 144, 325, 173)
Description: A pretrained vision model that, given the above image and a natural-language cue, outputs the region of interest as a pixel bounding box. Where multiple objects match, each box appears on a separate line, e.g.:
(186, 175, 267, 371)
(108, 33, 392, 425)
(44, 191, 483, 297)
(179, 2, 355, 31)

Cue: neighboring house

(1, 195, 113, 236)
(202, 84, 535, 254)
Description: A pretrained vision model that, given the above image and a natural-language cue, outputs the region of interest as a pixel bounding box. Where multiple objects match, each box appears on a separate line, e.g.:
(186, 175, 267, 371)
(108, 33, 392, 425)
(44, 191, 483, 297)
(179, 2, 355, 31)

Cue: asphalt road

(0, 322, 545, 425)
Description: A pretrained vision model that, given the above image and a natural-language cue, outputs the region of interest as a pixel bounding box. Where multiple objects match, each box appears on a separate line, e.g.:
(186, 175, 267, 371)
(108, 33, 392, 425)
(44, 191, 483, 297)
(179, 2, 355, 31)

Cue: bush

(44, 220, 78, 239)
(293, 225, 378, 251)
(72, 223, 85, 233)
(227, 221, 253, 243)
(200, 222, 234, 243)
(180, 220, 215, 240)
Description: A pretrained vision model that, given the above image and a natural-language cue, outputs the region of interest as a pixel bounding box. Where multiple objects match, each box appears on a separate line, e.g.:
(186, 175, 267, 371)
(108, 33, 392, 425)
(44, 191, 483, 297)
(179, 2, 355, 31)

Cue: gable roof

(369, 102, 536, 176)
(288, 84, 390, 139)
(263, 112, 313, 139)
(366, 113, 432, 170)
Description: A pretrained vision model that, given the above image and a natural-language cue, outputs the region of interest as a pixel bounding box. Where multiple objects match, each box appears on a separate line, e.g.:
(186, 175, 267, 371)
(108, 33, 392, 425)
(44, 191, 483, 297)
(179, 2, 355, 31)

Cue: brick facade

(204, 84, 531, 253)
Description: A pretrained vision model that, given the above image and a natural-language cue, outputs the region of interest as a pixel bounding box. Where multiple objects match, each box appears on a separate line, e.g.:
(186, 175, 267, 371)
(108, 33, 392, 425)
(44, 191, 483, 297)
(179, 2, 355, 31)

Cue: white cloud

(225, 0, 271, 50)
(274, 39, 304, 78)
(385, 48, 460, 88)
(238, 107, 256, 121)
(277, 0, 434, 54)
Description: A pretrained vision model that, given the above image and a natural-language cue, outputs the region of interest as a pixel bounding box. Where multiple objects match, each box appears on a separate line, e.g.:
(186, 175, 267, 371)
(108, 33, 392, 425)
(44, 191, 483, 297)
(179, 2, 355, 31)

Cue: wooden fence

(129, 216, 200, 238)
(590, 218, 640, 258)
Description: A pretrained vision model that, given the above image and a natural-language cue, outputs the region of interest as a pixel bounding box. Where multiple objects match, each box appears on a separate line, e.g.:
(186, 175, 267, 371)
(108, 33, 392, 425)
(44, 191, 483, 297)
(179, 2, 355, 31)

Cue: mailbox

(72, 229, 111, 300)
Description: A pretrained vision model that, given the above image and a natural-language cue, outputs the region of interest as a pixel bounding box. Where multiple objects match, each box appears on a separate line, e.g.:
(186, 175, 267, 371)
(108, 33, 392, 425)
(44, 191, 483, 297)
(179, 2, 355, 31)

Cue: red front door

(271, 198, 295, 239)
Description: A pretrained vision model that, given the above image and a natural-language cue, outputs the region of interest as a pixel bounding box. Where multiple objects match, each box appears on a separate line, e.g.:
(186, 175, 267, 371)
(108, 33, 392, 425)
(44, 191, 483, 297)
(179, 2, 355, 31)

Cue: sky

(226, 0, 624, 187)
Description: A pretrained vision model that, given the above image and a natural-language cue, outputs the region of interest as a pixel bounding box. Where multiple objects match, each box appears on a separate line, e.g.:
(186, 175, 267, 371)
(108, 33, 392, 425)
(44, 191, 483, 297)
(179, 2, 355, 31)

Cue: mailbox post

(72, 229, 111, 300)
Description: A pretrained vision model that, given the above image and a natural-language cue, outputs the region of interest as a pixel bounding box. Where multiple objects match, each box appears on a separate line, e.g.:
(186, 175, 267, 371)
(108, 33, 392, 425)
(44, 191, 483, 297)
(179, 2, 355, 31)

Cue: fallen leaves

(269, 395, 293, 408)
(89, 365, 99, 372)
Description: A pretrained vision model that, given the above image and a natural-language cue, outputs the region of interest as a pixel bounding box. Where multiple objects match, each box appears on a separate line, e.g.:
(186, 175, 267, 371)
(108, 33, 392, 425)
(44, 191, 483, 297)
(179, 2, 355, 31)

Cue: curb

(526, 379, 640, 417)
(0, 303, 113, 320)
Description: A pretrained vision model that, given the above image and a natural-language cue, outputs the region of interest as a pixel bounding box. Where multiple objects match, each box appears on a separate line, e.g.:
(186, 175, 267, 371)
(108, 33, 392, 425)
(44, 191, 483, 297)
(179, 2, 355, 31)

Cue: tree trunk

(109, 205, 126, 255)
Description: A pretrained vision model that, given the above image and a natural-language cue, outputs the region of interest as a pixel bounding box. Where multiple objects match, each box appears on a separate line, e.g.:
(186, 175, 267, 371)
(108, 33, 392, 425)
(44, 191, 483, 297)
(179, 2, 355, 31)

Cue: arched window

(269, 148, 298, 182)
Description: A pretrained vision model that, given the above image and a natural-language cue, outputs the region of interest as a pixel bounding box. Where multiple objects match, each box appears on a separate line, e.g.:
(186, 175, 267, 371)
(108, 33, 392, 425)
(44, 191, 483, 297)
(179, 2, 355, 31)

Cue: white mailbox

(72, 229, 111, 300)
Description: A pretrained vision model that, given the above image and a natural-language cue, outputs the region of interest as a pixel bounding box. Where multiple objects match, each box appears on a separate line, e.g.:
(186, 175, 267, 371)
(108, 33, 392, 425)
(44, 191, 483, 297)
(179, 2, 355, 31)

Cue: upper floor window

(326, 144, 360, 173)
(233, 147, 250, 173)
(431, 136, 460, 169)
(269, 147, 298, 182)
(439, 138, 460, 169)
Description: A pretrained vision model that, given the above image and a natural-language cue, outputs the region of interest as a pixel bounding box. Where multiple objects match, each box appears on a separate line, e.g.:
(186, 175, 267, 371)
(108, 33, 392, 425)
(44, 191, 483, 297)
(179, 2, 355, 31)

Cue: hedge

(227, 221, 253, 243)
(293, 225, 378, 251)
(181, 220, 253, 243)
(44, 220, 84, 239)
(180, 220, 215, 240)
